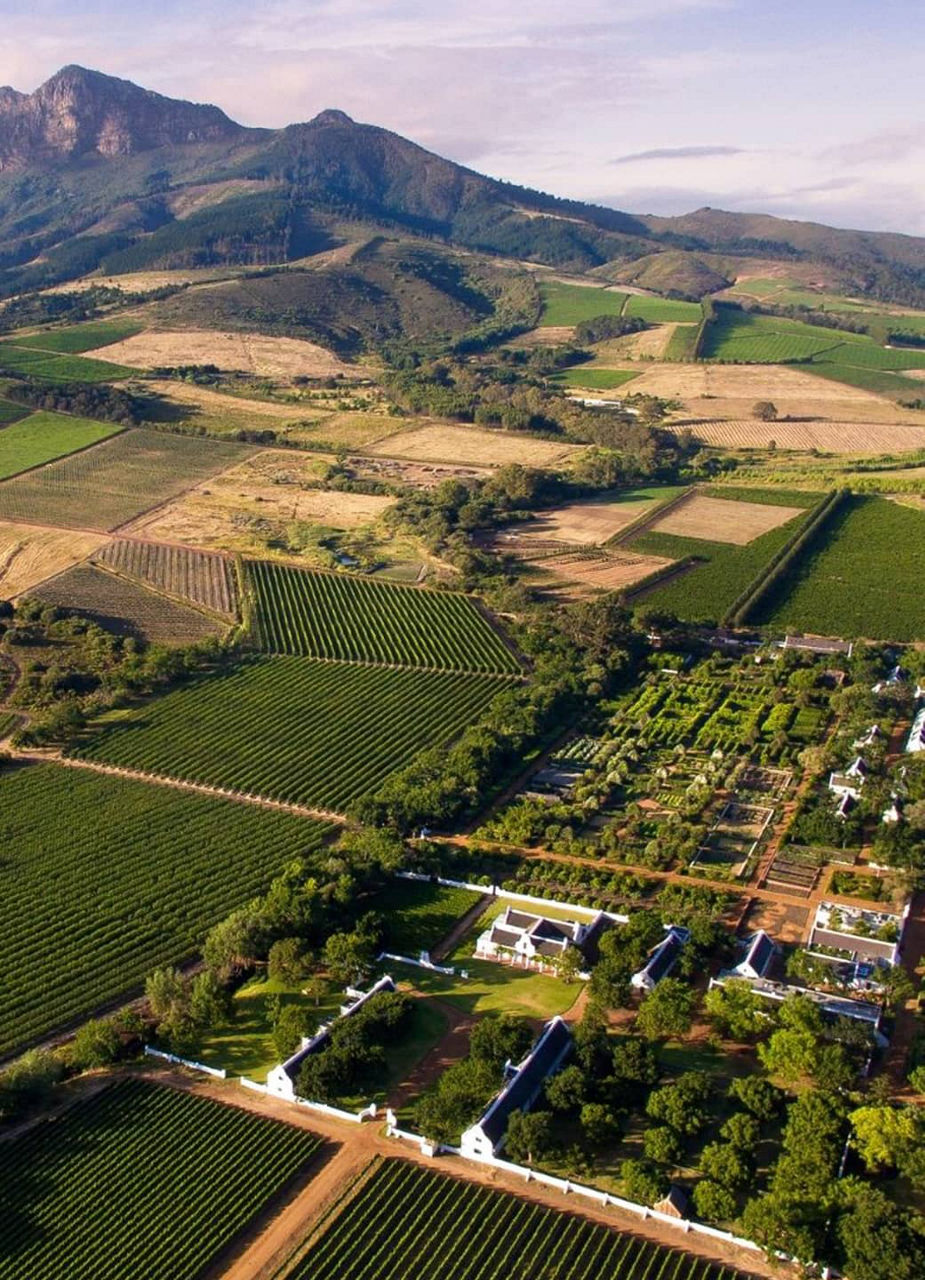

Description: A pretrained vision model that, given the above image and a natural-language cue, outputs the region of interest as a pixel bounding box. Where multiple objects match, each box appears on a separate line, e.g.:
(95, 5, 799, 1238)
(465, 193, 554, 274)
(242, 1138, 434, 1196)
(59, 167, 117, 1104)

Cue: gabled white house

(460, 1017, 572, 1160)
(728, 930, 777, 981)
(853, 725, 882, 749)
(475, 905, 605, 972)
(266, 975, 395, 1102)
(872, 666, 906, 694)
(829, 756, 868, 802)
(631, 927, 690, 992)
(907, 707, 925, 754)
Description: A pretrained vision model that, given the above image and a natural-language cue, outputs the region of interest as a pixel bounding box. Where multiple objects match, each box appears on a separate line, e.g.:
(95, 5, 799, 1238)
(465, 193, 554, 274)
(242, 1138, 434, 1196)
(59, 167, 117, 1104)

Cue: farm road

(136, 1067, 784, 1280)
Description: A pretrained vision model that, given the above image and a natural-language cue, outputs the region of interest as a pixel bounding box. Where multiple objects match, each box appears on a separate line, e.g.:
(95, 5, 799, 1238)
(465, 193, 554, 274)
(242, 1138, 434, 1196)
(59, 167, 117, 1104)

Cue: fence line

(241, 1076, 376, 1124)
(377, 951, 457, 976)
(397, 871, 629, 923)
(144, 1046, 226, 1079)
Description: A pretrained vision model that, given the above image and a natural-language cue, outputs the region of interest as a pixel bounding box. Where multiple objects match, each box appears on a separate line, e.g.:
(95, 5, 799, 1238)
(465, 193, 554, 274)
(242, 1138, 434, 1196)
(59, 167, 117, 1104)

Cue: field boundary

(88, 554, 238, 626)
(607, 485, 695, 547)
(0, 415, 127, 484)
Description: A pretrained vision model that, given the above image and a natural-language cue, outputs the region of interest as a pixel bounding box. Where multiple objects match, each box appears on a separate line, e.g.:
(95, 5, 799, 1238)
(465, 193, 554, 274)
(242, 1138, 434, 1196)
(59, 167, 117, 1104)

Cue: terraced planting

(292, 1159, 753, 1280)
(752, 494, 925, 641)
(0, 763, 330, 1055)
(0, 342, 137, 382)
(539, 281, 627, 326)
(95, 539, 238, 618)
(0, 410, 122, 480)
(32, 564, 225, 644)
(244, 560, 520, 673)
(0, 428, 251, 530)
(72, 656, 508, 811)
(700, 309, 870, 363)
(0, 1079, 323, 1280)
(631, 488, 817, 623)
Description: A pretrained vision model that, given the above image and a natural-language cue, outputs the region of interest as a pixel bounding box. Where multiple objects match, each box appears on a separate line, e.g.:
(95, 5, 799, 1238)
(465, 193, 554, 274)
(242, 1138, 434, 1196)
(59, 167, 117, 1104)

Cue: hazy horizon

(2, 0, 922, 236)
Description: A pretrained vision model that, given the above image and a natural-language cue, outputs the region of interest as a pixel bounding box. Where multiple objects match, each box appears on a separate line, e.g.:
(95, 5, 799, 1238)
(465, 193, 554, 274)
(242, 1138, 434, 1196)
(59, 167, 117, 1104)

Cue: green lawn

(538, 281, 627, 326)
(0, 410, 122, 479)
(624, 295, 702, 323)
(555, 367, 640, 390)
(183, 974, 343, 1082)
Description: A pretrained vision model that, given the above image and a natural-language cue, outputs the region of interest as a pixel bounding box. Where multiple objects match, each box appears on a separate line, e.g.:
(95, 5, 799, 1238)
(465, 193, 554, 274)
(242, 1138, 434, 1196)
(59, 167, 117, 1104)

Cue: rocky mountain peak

(0, 65, 242, 168)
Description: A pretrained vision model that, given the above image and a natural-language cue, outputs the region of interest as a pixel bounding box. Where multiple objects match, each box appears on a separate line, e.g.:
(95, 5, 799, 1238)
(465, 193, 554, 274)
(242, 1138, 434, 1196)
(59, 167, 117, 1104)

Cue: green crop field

(0, 1079, 323, 1280)
(0, 398, 29, 424)
(631, 488, 817, 624)
(244, 560, 520, 674)
(801, 361, 925, 397)
(664, 324, 701, 360)
(0, 427, 251, 529)
(8, 319, 143, 353)
(0, 762, 330, 1056)
(753, 495, 925, 641)
(539, 282, 627, 326)
(555, 367, 639, 390)
(624, 295, 702, 323)
(0, 342, 137, 382)
(373, 879, 483, 955)
(700, 309, 862, 363)
(72, 656, 508, 812)
(292, 1159, 754, 1280)
(0, 410, 122, 480)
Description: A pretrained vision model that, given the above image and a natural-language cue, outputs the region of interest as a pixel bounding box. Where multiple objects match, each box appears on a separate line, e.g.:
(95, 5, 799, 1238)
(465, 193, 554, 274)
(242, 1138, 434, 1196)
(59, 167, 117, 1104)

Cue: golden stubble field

(509, 495, 657, 545)
(0, 522, 107, 597)
(668, 418, 925, 454)
(121, 450, 395, 553)
(91, 329, 368, 380)
(628, 362, 924, 427)
(368, 424, 585, 467)
(650, 493, 804, 545)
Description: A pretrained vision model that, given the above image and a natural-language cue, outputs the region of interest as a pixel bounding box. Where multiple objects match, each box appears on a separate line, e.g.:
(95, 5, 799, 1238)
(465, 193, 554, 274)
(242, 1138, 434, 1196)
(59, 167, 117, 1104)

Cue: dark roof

(534, 939, 566, 959)
(745, 931, 775, 976)
(506, 910, 540, 930)
(644, 931, 686, 984)
(489, 927, 522, 949)
(478, 1018, 572, 1146)
(531, 919, 571, 943)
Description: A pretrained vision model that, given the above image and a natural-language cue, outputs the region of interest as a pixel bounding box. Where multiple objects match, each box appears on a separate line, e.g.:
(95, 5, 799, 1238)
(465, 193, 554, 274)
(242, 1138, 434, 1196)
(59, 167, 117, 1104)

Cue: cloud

(612, 145, 744, 165)
(819, 126, 925, 168)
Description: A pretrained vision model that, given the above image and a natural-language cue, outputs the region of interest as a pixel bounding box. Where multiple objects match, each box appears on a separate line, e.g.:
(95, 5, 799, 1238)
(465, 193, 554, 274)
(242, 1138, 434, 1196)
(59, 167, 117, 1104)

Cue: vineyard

(244, 560, 520, 673)
(700, 310, 870, 363)
(0, 763, 330, 1055)
(624, 296, 702, 323)
(9, 320, 143, 353)
(72, 656, 508, 811)
(32, 563, 226, 644)
(291, 1159, 754, 1280)
(0, 428, 251, 530)
(539, 282, 627, 326)
(95, 539, 238, 618)
(0, 1079, 323, 1280)
(0, 342, 137, 382)
(0, 410, 121, 480)
(752, 495, 925, 641)
(0, 398, 29, 424)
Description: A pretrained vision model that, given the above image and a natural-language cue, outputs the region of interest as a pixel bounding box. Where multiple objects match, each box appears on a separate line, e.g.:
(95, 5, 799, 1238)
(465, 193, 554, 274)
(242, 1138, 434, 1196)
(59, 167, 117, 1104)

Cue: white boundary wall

(240, 1075, 376, 1124)
(144, 1046, 226, 1079)
(385, 1115, 764, 1257)
(397, 871, 629, 923)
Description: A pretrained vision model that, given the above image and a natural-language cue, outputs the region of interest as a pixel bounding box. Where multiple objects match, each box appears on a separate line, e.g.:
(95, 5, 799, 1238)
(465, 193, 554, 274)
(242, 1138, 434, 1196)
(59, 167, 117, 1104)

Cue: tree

(753, 400, 778, 421)
(881, 966, 915, 1010)
(728, 1075, 782, 1122)
(580, 1102, 620, 1148)
(720, 1112, 761, 1150)
(646, 1073, 711, 1136)
(71, 1017, 123, 1070)
(692, 1178, 736, 1222)
(272, 1003, 315, 1061)
(620, 1158, 666, 1207)
(469, 1015, 532, 1071)
(554, 945, 584, 985)
(757, 1027, 817, 1084)
(835, 1180, 921, 1280)
(268, 937, 309, 985)
(635, 978, 694, 1041)
(145, 967, 186, 1021)
(704, 981, 766, 1041)
(700, 1141, 750, 1189)
(322, 931, 374, 986)
(203, 903, 267, 976)
(643, 1125, 682, 1165)
(850, 1104, 922, 1171)
(740, 1195, 819, 1265)
(611, 1036, 660, 1088)
(505, 1110, 555, 1166)
(544, 1064, 586, 1113)
(189, 970, 233, 1030)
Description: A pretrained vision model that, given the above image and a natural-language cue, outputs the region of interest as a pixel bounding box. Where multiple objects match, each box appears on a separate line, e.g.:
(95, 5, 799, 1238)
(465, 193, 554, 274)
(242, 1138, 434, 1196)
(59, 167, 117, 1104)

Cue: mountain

(0, 65, 924, 309)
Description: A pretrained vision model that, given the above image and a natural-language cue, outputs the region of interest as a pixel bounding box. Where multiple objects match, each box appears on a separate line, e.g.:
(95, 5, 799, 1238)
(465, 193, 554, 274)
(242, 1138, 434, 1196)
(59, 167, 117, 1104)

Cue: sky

(1, 0, 923, 234)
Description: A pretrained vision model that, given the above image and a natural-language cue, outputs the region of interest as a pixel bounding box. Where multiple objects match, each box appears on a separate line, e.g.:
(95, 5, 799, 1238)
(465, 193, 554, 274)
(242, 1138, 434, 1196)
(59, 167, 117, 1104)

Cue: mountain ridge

(0, 65, 924, 306)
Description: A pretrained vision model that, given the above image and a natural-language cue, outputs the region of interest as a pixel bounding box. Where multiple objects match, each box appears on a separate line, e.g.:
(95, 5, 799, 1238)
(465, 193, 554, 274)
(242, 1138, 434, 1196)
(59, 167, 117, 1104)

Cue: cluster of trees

(354, 598, 642, 832)
(296, 990, 413, 1105)
(590, 909, 726, 1018)
(5, 378, 146, 425)
(144, 967, 233, 1054)
(2, 600, 229, 747)
(0, 285, 130, 333)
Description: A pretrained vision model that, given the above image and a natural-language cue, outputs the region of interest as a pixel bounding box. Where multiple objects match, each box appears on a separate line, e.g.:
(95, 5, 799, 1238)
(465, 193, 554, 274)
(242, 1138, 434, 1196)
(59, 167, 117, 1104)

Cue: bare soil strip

(651, 493, 804, 544)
